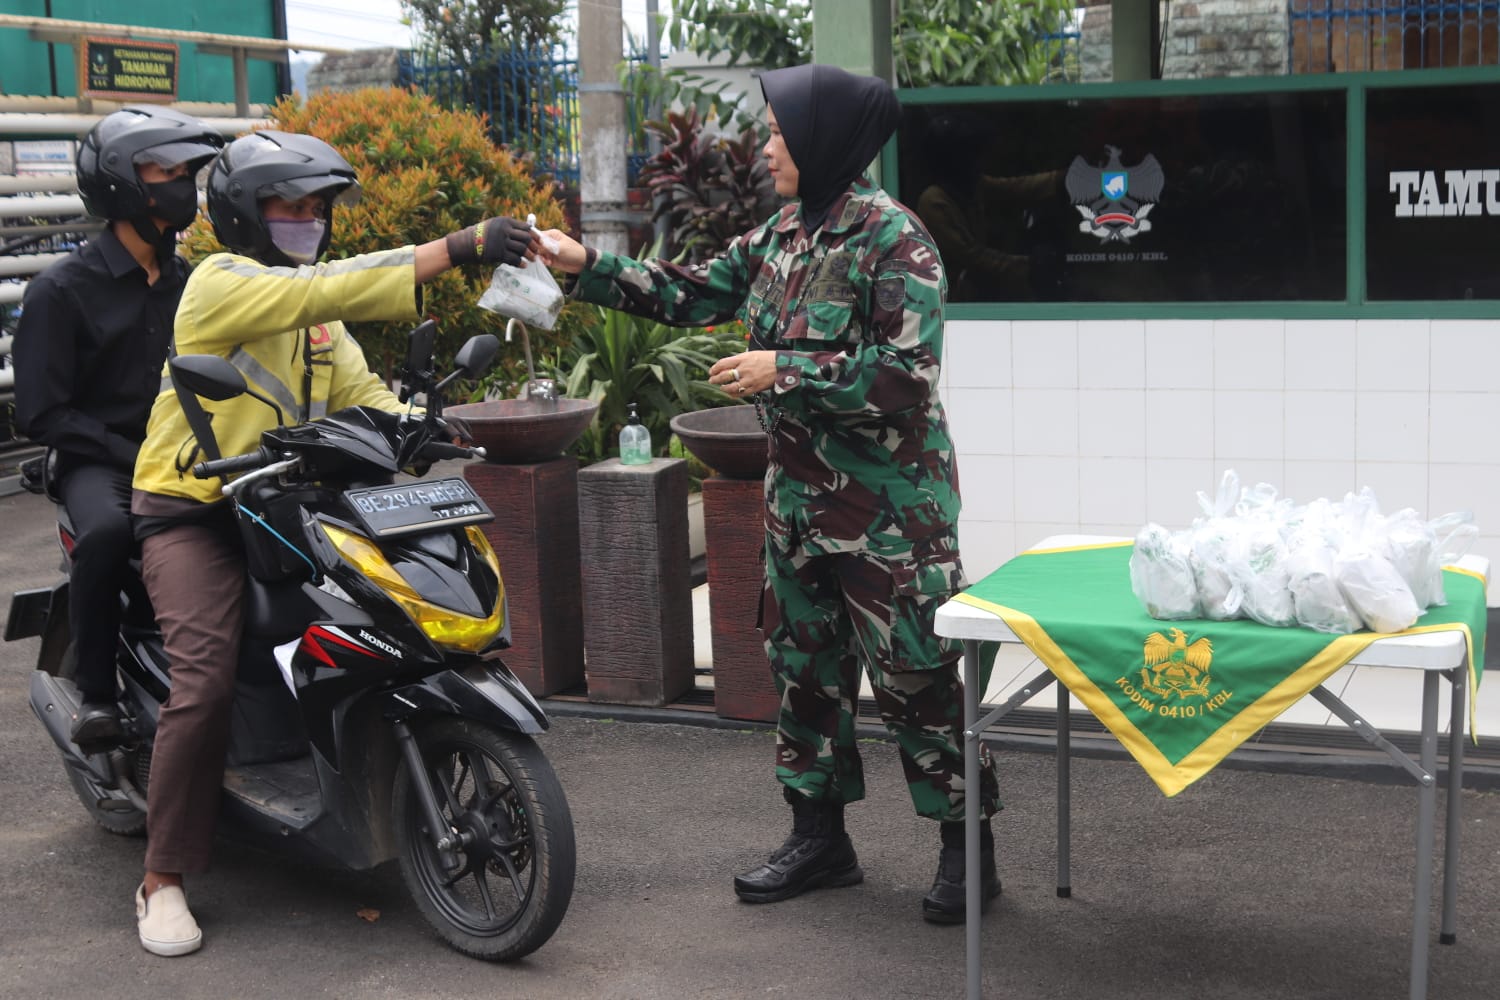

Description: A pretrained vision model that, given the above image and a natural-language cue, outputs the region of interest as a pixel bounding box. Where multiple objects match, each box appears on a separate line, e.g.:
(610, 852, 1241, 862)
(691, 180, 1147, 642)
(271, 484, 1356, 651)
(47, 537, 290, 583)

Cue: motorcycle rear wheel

(63, 757, 146, 837)
(393, 717, 575, 961)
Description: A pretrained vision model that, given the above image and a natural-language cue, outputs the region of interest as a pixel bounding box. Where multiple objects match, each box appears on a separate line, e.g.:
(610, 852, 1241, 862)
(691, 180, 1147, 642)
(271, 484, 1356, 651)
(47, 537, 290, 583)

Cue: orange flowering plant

(180, 86, 586, 388)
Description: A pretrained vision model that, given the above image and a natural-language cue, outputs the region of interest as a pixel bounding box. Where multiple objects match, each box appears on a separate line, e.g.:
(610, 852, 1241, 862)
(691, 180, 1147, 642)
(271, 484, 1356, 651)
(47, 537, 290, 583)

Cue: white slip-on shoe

(135, 883, 203, 957)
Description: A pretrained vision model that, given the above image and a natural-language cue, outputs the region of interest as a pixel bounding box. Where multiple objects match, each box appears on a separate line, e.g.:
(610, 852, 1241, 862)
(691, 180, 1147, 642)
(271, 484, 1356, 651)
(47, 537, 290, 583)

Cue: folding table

(935, 535, 1489, 1000)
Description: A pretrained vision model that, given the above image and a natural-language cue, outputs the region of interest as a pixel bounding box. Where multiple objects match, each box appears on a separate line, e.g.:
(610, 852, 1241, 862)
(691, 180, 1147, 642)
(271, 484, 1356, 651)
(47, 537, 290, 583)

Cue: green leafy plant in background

(634, 0, 1078, 129)
(548, 305, 749, 465)
(895, 0, 1078, 87)
(179, 87, 586, 391)
(401, 0, 570, 61)
(667, 0, 813, 72)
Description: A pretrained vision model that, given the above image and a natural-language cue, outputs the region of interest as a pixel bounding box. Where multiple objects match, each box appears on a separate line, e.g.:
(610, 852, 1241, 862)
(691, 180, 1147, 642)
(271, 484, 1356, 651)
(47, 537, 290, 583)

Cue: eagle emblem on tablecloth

(1140, 628, 1213, 700)
(1066, 145, 1165, 243)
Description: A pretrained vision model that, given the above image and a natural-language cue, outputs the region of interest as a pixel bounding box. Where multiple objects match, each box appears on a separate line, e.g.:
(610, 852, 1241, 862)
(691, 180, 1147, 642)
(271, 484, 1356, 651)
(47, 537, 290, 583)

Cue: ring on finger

(729, 367, 741, 382)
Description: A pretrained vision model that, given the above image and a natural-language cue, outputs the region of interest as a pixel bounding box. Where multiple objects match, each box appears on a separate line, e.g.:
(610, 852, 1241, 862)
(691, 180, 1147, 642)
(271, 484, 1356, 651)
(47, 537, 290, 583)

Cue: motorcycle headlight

(319, 522, 505, 654)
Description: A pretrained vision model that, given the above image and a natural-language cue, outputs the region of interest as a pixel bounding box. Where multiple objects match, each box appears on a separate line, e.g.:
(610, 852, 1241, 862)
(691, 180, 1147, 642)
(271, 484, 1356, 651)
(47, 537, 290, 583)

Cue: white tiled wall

(945, 316, 1499, 739)
(942, 317, 1500, 606)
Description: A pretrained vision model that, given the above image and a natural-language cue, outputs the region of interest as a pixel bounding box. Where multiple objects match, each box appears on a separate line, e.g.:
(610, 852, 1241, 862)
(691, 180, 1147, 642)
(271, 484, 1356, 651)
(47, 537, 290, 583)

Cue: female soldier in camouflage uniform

(541, 63, 999, 923)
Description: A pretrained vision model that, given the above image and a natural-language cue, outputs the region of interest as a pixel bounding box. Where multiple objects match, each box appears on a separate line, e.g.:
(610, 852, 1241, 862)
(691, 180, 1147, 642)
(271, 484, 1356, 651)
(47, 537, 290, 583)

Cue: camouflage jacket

(572, 177, 959, 555)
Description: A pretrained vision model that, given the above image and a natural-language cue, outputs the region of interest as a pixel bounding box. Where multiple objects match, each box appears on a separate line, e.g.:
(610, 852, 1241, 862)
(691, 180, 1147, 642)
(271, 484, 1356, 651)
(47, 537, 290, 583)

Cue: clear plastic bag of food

(1189, 521, 1242, 621)
(1286, 534, 1363, 634)
(1231, 521, 1297, 627)
(1334, 545, 1421, 633)
(478, 255, 563, 330)
(1130, 523, 1201, 620)
(477, 213, 564, 330)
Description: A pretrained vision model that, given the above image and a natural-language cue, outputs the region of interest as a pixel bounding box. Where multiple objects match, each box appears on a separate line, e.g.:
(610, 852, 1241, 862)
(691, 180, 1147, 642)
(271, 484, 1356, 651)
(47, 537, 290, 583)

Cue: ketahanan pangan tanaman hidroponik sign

(80, 36, 178, 103)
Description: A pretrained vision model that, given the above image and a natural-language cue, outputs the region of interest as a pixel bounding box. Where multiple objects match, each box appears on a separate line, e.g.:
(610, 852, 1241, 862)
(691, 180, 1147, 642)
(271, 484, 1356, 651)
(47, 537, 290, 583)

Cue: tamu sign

(1389, 170, 1500, 217)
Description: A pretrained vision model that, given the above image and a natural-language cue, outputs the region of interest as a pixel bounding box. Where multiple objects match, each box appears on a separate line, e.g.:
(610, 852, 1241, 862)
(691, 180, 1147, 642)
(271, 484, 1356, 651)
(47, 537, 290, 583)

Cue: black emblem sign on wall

(898, 92, 1349, 303)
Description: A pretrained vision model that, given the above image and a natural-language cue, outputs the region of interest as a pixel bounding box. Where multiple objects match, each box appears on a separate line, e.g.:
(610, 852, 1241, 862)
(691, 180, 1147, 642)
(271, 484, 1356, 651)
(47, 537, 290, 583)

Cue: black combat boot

(733, 789, 864, 903)
(922, 818, 1000, 924)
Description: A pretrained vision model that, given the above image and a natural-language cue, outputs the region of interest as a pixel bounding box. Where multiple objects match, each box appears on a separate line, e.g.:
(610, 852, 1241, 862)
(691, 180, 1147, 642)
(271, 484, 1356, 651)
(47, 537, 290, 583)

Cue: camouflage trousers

(761, 527, 999, 822)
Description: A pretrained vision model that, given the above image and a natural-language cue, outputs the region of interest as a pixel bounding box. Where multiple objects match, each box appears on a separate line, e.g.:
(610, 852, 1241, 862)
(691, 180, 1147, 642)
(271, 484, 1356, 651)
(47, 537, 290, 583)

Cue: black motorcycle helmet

(75, 105, 224, 222)
(206, 130, 362, 266)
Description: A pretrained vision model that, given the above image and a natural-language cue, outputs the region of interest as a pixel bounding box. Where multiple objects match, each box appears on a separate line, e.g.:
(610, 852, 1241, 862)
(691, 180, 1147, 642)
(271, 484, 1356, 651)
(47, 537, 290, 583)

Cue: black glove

(445, 217, 531, 268)
(440, 414, 475, 446)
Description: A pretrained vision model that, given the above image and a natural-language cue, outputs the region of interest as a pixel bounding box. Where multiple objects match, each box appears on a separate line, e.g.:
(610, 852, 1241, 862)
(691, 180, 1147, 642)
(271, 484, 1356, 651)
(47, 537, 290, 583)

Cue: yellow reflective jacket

(133, 247, 422, 504)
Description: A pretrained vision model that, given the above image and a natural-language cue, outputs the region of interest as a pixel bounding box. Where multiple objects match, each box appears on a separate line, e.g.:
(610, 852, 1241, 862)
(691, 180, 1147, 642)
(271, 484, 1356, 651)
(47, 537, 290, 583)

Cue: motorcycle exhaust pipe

(28, 670, 119, 789)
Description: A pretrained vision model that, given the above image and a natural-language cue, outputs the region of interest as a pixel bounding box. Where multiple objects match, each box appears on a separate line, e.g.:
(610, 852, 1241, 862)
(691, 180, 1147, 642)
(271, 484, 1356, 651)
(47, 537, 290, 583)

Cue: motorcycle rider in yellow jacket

(127, 129, 537, 958)
(132, 247, 423, 503)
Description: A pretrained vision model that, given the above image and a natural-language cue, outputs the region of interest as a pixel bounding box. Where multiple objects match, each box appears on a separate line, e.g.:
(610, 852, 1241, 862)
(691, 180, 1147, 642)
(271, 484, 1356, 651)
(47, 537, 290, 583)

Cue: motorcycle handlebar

(418, 441, 482, 462)
(193, 449, 270, 480)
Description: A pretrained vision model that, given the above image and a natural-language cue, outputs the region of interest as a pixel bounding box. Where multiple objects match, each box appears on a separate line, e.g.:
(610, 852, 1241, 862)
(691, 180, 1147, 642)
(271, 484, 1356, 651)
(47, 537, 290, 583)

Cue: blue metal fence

(1289, 0, 1500, 72)
(1039, 28, 1083, 83)
(398, 44, 652, 188)
(399, 30, 1083, 186)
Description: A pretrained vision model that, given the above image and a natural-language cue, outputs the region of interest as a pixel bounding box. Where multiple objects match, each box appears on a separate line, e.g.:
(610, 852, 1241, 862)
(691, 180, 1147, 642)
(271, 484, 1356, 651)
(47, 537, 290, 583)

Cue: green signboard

(81, 36, 179, 102)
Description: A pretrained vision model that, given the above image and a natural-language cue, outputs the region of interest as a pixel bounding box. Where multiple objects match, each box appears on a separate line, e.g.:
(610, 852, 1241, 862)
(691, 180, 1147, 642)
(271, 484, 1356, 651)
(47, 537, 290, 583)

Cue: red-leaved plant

(637, 107, 782, 265)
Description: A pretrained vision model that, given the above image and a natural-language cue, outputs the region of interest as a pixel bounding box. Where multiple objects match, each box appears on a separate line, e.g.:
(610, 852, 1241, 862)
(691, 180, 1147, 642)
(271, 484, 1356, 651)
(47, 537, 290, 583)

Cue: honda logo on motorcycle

(358, 629, 403, 659)
(298, 624, 397, 668)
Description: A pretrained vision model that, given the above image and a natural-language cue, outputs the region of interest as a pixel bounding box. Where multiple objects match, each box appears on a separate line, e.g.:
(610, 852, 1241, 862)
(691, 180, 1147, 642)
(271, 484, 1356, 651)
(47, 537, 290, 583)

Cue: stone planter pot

(671, 405, 777, 722)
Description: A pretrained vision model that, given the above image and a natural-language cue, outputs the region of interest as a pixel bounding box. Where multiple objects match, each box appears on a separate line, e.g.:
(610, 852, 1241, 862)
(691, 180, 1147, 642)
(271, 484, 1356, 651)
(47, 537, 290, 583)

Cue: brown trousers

(139, 517, 246, 874)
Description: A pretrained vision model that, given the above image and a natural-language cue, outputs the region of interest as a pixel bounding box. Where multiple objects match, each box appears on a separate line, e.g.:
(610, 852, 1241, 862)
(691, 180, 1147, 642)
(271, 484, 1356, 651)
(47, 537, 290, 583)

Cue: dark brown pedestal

(702, 476, 778, 722)
(577, 458, 695, 706)
(464, 458, 584, 697)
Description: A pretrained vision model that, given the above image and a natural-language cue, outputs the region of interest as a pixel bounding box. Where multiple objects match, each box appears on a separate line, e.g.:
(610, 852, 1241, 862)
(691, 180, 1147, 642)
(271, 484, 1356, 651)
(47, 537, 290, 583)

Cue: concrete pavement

(2, 486, 1498, 1000)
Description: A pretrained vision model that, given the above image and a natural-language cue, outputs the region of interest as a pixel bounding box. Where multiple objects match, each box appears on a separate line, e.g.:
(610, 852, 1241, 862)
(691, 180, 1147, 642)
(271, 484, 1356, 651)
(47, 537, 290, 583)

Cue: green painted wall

(0, 2, 284, 104)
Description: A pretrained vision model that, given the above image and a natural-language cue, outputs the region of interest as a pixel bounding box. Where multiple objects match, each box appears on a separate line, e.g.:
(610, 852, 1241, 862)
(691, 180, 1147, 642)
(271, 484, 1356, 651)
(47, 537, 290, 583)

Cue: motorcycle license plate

(344, 478, 493, 537)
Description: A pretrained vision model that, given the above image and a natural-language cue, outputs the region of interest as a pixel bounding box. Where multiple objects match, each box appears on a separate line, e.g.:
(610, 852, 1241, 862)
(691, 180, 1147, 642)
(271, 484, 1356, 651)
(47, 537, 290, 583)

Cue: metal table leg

(1057, 677, 1071, 898)
(1440, 664, 1466, 946)
(963, 639, 981, 1000)
(1409, 670, 1439, 1000)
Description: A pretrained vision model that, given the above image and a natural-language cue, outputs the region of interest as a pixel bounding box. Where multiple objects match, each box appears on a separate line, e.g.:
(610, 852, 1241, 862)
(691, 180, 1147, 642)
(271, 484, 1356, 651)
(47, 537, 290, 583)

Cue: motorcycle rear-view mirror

(399, 319, 439, 404)
(170, 355, 246, 401)
(170, 354, 285, 425)
(454, 334, 500, 379)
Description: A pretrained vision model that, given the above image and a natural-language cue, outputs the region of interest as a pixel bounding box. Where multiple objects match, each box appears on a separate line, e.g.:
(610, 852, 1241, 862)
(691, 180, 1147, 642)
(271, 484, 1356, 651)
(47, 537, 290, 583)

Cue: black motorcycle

(5, 322, 575, 961)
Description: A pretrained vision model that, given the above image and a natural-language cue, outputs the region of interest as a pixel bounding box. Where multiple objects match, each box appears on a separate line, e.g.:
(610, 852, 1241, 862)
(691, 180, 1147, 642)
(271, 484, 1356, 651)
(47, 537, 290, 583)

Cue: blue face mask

(266, 218, 326, 265)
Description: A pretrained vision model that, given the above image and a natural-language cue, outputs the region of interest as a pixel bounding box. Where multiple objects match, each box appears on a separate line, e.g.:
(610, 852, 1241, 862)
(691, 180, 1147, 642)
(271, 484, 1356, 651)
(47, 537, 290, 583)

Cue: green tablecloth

(955, 540, 1487, 796)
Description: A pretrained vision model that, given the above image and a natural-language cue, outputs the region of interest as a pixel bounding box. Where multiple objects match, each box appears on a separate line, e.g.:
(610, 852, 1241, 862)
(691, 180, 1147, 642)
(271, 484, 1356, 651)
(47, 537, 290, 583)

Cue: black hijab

(759, 64, 900, 232)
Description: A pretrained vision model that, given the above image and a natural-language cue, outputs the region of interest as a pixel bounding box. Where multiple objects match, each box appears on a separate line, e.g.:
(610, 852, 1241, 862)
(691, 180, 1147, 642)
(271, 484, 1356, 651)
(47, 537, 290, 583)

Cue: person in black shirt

(12, 106, 223, 746)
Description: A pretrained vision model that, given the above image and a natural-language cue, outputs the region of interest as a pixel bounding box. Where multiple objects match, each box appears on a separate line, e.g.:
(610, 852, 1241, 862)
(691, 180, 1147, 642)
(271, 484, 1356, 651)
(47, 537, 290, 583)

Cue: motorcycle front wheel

(393, 717, 575, 961)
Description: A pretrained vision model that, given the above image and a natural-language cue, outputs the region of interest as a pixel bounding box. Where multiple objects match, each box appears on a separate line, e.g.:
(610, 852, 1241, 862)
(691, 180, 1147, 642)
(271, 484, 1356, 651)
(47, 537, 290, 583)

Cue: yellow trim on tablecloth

(952, 591, 1478, 796)
(1022, 539, 1133, 556)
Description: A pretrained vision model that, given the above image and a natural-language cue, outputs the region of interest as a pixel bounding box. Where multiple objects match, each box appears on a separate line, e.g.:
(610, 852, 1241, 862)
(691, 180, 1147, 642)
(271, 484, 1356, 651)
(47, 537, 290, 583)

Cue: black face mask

(144, 177, 200, 231)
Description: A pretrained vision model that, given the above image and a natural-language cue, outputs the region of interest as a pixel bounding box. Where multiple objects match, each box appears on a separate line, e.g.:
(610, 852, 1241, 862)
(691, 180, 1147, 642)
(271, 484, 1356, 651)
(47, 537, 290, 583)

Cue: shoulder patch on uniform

(875, 273, 907, 312)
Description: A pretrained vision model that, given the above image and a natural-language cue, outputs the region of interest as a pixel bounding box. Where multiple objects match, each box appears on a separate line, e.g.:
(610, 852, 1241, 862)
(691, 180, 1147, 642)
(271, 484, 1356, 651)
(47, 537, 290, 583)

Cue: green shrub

(179, 86, 587, 388)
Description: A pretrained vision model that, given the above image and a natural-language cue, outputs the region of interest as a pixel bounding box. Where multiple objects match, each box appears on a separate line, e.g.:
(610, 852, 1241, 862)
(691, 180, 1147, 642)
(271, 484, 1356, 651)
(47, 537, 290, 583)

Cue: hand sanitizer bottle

(619, 403, 652, 465)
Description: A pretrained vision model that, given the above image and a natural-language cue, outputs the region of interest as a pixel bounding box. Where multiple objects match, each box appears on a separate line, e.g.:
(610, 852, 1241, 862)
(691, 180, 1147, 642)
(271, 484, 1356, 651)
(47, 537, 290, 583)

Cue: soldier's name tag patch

(805, 251, 856, 304)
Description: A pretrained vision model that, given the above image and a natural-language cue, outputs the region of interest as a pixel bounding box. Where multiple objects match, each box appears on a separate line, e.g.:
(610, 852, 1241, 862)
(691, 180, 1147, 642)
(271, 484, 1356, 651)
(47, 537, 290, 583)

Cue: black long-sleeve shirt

(13, 229, 185, 471)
